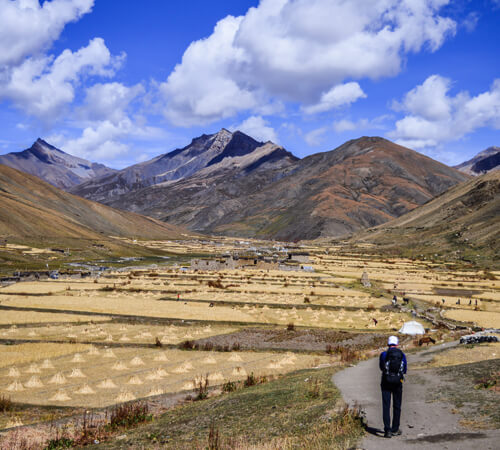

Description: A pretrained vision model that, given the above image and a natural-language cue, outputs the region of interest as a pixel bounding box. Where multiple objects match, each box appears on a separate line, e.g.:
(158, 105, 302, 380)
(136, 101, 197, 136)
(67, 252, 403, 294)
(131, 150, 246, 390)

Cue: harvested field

(0, 343, 91, 368)
(0, 310, 110, 325)
(444, 309, 500, 328)
(0, 346, 330, 408)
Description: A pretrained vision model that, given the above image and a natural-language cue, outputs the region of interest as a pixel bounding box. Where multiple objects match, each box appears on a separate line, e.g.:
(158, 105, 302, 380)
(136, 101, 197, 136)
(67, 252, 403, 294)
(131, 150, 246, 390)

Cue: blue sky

(0, 0, 499, 168)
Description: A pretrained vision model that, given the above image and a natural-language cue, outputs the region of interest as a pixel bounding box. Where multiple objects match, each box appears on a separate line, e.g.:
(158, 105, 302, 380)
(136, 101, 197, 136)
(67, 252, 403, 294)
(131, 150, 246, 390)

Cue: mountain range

(2, 130, 495, 241)
(454, 146, 500, 176)
(0, 164, 186, 241)
(353, 170, 500, 263)
(69, 131, 468, 240)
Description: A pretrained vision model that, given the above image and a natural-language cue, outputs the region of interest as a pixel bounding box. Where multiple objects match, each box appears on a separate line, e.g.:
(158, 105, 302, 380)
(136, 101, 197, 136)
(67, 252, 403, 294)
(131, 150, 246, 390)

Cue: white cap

(388, 336, 399, 346)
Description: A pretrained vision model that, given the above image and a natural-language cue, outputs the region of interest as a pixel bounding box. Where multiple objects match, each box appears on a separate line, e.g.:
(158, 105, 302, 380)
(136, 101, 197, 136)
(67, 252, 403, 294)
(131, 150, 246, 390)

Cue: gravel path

(333, 342, 500, 449)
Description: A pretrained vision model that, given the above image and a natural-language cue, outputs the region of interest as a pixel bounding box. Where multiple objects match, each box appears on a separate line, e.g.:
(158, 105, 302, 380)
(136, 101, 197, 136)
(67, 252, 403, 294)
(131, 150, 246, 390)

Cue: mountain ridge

(0, 139, 116, 190)
(454, 146, 500, 176)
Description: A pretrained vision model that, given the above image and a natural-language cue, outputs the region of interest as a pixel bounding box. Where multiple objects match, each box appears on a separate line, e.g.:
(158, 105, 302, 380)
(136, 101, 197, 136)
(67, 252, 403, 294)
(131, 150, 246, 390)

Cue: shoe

(391, 429, 402, 436)
(384, 431, 392, 438)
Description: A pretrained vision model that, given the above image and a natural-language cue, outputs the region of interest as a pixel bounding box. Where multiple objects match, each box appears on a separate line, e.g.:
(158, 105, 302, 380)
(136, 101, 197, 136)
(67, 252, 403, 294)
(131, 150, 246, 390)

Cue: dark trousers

(381, 382, 402, 432)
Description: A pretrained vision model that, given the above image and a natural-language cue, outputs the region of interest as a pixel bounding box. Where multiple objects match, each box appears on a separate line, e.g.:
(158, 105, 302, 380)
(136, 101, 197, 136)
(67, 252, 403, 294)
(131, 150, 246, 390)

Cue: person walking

(379, 336, 407, 438)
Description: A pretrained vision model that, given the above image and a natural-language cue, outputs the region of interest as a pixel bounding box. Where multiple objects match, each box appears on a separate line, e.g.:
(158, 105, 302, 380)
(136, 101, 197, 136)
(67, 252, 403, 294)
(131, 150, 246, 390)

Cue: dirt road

(333, 342, 500, 449)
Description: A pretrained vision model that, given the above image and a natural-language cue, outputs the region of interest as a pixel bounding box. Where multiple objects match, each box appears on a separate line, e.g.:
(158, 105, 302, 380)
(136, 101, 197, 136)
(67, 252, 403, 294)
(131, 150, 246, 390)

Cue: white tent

(399, 321, 425, 335)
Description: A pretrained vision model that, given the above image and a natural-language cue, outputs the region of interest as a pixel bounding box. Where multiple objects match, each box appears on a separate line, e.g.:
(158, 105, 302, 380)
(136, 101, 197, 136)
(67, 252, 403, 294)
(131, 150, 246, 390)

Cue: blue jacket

(379, 346, 407, 374)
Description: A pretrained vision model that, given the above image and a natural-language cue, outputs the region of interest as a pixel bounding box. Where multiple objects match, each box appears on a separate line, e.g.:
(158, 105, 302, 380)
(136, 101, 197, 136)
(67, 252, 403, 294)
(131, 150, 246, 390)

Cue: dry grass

(413, 342, 500, 369)
(0, 347, 330, 408)
(443, 310, 500, 328)
(0, 310, 110, 325)
(0, 343, 91, 369)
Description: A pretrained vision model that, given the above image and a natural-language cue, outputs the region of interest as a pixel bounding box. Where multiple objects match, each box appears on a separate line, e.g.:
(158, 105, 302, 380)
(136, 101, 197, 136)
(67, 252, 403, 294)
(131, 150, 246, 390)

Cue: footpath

(333, 341, 500, 449)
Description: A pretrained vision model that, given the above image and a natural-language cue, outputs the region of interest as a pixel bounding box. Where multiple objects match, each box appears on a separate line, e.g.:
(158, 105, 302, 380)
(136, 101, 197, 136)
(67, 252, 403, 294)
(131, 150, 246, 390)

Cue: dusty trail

(333, 342, 500, 449)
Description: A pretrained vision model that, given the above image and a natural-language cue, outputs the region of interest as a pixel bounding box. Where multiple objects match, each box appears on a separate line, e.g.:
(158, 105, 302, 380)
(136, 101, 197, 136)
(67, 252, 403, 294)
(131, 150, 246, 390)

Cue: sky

(0, 0, 499, 169)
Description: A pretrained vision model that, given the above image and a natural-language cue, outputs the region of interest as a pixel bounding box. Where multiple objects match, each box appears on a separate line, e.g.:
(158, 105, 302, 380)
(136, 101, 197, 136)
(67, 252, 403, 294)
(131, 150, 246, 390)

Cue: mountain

(0, 139, 116, 190)
(0, 164, 187, 241)
(83, 135, 468, 241)
(454, 146, 500, 176)
(71, 129, 295, 203)
(351, 170, 500, 265)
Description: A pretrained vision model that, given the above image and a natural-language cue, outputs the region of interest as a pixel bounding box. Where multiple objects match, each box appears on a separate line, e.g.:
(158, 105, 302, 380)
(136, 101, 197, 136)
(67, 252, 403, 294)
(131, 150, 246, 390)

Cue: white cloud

(333, 115, 392, 133)
(161, 0, 456, 126)
(304, 127, 328, 146)
(303, 82, 366, 114)
(79, 82, 144, 124)
(389, 75, 500, 149)
(0, 0, 94, 68)
(0, 38, 123, 122)
(232, 115, 279, 143)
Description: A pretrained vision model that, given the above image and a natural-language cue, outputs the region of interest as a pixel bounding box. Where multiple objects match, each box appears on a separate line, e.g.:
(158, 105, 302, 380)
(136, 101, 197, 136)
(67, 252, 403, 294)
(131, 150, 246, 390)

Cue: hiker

(441, 298, 445, 305)
(177, 293, 180, 301)
(475, 299, 478, 306)
(379, 336, 407, 438)
(456, 299, 460, 305)
(469, 299, 472, 306)
(392, 295, 397, 306)
(372, 318, 378, 326)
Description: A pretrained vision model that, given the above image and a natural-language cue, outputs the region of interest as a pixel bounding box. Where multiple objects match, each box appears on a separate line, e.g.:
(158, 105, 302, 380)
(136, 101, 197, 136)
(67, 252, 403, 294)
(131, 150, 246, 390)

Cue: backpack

(383, 348, 404, 384)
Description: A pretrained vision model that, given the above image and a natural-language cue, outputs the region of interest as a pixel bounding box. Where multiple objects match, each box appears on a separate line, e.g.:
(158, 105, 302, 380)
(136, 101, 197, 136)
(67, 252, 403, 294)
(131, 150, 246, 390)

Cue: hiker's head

(388, 335, 399, 347)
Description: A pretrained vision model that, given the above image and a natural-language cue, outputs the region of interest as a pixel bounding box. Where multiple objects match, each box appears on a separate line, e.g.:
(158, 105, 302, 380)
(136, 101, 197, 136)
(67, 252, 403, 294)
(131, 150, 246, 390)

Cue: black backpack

(383, 348, 404, 384)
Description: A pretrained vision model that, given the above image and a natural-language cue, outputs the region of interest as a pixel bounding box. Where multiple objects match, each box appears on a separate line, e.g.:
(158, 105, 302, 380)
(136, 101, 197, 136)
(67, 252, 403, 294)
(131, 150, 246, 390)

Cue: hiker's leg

(392, 384, 403, 432)
(382, 388, 392, 432)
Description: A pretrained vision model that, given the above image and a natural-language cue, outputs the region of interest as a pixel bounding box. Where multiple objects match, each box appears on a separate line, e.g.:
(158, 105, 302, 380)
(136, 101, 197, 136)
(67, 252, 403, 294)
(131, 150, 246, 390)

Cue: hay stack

(172, 361, 194, 373)
(6, 380, 24, 391)
(26, 363, 41, 374)
(88, 346, 100, 356)
(127, 375, 143, 385)
(232, 366, 247, 376)
(112, 361, 128, 371)
(50, 390, 71, 402)
(202, 355, 217, 364)
(228, 354, 243, 362)
(208, 372, 224, 382)
(182, 381, 195, 390)
(146, 368, 167, 380)
(97, 378, 117, 389)
(7, 367, 20, 377)
(154, 353, 169, 362)
(72, 353, 85, 363)
(103, 349, 116, 359)
(115, 391, 135, 402)
(130, 356, 145, 366)
(69, 368, 86, 378)
(76, 384, 95, 395)
(49, 373, 67, 385)
(25, 376, 43, 388)
(119, 335, 130, 342)
(41, 359, 54, 369)
(147, 387, 164, 397)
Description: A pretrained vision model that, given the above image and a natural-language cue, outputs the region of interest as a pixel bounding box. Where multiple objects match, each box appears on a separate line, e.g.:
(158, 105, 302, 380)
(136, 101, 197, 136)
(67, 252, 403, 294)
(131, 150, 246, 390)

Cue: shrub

(208, 421, 221, 450)
(109, 402, 151, 430)
(231, 342, 241, 351)
(45, 437, 74, 449)
(179, 340, 196, 350)
(244, 373, 257, 387)
(202, 342, 214, 351)
(208, 279, 225, 289)
(287, 322, 295, 331)
(155, 337, 162, 348)
(367, 303, 375, 311)
(306, 377, 322, 399)
(0, 395, 13, 412)
(222, 380, 237, 393)
(195, 376, 209, 401)
(303, 297, 311, 303)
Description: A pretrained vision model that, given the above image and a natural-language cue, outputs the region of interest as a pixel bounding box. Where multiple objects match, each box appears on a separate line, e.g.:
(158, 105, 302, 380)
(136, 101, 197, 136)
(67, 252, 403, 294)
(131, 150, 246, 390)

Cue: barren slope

(114, 137, 468, 240)
(352, 170, 499, 262)
(0, 164, 187, 240)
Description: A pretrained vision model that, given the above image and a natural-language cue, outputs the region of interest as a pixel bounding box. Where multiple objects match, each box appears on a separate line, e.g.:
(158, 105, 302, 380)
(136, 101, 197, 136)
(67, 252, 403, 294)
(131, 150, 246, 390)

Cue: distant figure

(456, 299, 460, 305)
(441, 298, 445, 305)
(411, 309, 417, 317)
(392, 295, 397, 306)
(469, 299, 472, 306)
(403, 298, 409, 305)
(372, 318, 378, 326)
(379, 336, 407, 438)
(209, 302, 214, 307)
(177, 293, 180, 301)
(475, 299, 478, 306)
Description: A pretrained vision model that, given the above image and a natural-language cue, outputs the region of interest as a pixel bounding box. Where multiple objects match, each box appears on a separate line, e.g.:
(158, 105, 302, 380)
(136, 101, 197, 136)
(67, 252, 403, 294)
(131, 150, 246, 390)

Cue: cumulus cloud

(0, 0, 94, 68)
(304, 127, 328, 146)
(79, 82, 144, 123)
(0, 38, 123, 122)
(333, 115, 392, 133)
(161, 0, 456, 126)
(232, 115, 279, 143)
(303, 82, 366, 114)
(389, 75, 500, 149)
